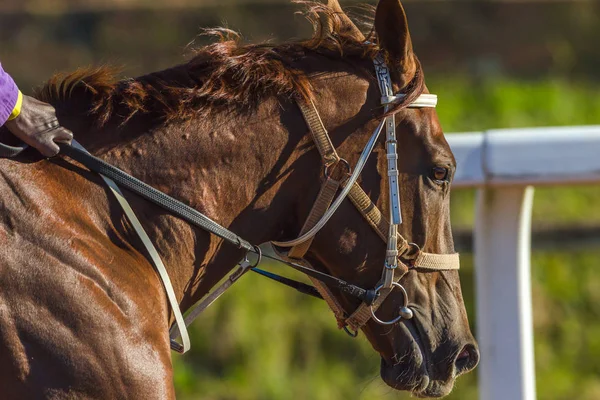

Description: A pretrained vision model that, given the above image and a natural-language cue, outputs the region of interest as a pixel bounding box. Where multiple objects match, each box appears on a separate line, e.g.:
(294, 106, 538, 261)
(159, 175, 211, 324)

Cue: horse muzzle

(378, 317, 480, 398)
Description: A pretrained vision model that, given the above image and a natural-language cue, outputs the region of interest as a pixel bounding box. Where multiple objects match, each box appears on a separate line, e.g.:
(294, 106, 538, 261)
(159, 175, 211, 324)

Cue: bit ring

(369, 282, 414, 325)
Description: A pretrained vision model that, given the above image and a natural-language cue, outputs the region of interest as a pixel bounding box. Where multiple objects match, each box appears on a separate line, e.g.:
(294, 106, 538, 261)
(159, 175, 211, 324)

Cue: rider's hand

(4, 95, 73, 157)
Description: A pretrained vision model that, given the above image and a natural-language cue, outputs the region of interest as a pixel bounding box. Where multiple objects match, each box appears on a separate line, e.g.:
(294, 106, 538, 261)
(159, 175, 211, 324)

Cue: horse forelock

(35, 1, 421, 128)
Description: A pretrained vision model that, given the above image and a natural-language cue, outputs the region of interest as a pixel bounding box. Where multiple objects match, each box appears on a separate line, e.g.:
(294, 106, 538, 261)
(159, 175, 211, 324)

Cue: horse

(0, 0, 479, 397)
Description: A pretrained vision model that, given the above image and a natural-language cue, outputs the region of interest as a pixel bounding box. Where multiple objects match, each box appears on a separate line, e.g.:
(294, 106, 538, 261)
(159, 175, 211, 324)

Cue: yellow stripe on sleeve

(7, 91, 23, 121)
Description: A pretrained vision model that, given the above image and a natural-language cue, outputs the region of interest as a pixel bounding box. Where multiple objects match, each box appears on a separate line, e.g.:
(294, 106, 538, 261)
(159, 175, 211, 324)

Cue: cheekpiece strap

(297, 97, 340, 167)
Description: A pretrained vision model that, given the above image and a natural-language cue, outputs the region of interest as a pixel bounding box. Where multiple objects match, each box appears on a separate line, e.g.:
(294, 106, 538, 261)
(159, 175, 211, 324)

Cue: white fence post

(474, 186, 536, 400)
(447, 127, 600, 399)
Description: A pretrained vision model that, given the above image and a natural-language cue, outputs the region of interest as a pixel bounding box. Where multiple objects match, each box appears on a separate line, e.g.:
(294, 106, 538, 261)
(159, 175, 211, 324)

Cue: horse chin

(379, 321, 455, 398)
(380, 358, 455, 398)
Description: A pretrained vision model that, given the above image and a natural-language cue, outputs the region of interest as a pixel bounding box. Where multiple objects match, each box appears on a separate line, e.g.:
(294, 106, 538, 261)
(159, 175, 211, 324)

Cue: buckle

(323, 158, 351, 181)
(399, 242, 421, 268)
(369, 282, 414, 325)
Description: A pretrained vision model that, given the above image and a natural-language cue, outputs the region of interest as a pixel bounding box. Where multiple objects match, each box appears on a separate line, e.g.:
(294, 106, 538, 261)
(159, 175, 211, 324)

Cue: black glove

(4, 95, 73, 157)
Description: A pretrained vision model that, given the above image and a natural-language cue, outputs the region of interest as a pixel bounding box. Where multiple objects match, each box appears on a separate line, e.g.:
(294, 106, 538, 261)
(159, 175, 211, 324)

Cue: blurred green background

(1, 1, 599, 399)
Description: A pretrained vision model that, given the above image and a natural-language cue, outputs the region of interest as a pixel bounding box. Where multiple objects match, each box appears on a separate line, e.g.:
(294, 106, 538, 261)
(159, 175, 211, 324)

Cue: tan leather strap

(346, 254, 460, 331)
(297, 259, 346, 324)
(414, 252, 460, 270)
(346, 182, 409, 250)
(289, 177, 340, 259)
(347, 295, 385, 332)
(346, 307, 371, 332)
(285, 177, 347, 324)
(297, 98, 340, 167)
(71, 140, 191, 353)
(347, 183, 388, 242)
(343, 178, 459, 329)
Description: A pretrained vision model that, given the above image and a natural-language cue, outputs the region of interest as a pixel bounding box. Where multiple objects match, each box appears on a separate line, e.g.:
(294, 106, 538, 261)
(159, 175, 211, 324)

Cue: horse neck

(56, 56, 374, 312)
(60, 95, 324, 311)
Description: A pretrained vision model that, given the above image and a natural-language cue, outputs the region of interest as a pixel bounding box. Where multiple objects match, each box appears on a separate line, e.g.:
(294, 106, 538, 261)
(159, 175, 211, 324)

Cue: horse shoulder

(0, 159, 175, 399)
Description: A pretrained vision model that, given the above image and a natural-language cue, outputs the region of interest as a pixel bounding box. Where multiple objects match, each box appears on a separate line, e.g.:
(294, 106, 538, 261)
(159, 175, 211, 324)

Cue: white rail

(446, 126, 600, 400)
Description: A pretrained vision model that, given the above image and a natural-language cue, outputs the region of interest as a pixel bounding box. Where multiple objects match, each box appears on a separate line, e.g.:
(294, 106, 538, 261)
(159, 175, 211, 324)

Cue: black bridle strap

(260, 253, 378, 305)
(0, 141, 28, 158)
(250, 268, 323, 300)
(59, 144, 254, 252)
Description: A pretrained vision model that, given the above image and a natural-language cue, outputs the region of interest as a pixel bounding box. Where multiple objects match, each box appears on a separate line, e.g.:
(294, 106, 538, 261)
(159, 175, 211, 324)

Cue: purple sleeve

(0, 62, 20, 126)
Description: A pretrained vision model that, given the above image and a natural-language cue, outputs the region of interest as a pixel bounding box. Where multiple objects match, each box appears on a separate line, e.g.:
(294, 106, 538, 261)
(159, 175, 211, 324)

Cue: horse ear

(375, 0, 414, 73)
(327, 0, 365, 42)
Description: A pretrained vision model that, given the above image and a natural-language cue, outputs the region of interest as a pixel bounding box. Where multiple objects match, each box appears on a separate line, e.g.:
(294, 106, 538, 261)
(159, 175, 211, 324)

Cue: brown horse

(0, 0, 478, 398)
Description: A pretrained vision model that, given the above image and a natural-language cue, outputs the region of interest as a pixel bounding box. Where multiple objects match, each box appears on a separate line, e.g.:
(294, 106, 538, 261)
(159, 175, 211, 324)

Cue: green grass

(432, 77, 600, 132)
(438, 78, 600, 230)
(173, 78, 600, 399)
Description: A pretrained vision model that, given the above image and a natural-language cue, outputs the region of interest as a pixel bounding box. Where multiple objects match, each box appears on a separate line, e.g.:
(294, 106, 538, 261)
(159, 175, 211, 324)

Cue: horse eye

(431, 167, 449, 181)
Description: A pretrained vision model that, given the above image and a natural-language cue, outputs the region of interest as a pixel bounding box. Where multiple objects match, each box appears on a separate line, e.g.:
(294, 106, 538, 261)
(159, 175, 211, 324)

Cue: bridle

(38, 54, 459, 354)
(270, 55, 459, 333)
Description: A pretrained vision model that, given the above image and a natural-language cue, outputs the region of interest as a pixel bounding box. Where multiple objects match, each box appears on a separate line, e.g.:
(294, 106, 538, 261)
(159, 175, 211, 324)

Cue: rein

(58, 141, 380, 353)
(1, 55, 460, 354)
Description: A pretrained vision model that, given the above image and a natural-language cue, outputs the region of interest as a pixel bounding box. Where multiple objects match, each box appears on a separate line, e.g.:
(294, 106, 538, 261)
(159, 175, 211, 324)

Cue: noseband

(54, 54, 459, 354)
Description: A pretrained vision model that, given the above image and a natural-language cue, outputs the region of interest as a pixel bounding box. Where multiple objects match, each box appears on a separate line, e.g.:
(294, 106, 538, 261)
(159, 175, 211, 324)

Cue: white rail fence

(446, 126, 600, 400)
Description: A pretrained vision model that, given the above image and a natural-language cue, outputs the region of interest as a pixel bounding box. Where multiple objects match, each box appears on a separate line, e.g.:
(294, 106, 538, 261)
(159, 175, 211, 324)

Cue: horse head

(285, 0, 480, 396)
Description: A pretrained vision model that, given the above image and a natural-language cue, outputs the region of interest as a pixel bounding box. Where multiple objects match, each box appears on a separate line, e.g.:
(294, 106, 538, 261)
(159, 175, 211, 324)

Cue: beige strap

(343, 181, 459, 330)
(284, 177, 347, 323)
(346, 276, 398, 332)
(346, 305, 370, 332)
(289, 178, 340, 259)
(414, 252, 460, 270)
(344, 182, 402, 330)
(297, 98, 340, 167)
(107, 179, 191, 352)
(346, 182, 410, 252)
(71, 140, 191, 353)
(346, 183, 388, 242)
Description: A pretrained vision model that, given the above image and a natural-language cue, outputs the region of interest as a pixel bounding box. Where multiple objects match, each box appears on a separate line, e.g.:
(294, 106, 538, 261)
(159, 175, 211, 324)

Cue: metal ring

(408, 242, 420, 251)
(343, 326, 359, 338)
(324, 158, 352, 179)
(369, 282, 412, 325)
(249, 246, 262, 268)
(400, 242, 421, 262)
(407, 242, 421, 255)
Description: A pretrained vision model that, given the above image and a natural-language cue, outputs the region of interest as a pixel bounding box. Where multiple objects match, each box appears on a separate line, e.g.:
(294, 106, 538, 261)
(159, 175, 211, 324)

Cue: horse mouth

(379, 316, 453, 398)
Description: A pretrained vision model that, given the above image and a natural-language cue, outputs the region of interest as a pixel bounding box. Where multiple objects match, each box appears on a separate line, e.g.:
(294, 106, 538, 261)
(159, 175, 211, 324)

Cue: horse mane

(36, 2, 421, 127)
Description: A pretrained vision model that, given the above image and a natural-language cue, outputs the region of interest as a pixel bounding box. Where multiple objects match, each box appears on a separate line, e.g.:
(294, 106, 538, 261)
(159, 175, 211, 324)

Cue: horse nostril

(455, 344, 480, 373)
